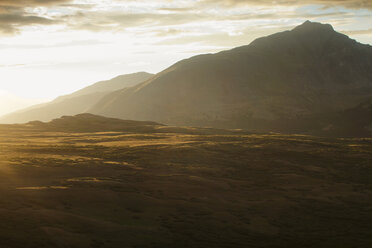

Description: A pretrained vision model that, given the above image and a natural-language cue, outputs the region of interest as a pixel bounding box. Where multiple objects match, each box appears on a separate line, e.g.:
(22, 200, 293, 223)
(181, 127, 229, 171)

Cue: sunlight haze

(0, 0, 371, 115)
(1, 1, 372, 246)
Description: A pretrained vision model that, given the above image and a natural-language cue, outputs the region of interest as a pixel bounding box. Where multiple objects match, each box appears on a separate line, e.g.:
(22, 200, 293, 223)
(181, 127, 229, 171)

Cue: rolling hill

(89, 21, 372, 137)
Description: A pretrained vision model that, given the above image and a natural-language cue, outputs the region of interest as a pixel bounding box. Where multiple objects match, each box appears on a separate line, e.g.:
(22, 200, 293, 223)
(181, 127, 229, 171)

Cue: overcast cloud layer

(0, 0, 371, 34)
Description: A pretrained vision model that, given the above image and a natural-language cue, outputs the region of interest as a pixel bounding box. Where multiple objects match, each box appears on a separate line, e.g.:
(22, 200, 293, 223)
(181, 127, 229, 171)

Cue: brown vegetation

(0, 115, 371, 247)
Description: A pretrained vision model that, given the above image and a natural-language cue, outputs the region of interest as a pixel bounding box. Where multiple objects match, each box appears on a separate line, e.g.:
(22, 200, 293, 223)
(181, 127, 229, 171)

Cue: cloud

(343, 28, 372, 35)
(0, 63, 26, 67)
(64, 11, 213, 32)
(0, 0, 370, 36)
(201, 0, 372, 10)
(0, 14, 55, 24)
(158, 7, 195, 12)
(60, 5, 351, 33)
(0, 0, 72, 34)
(156, 23, 293, 47)
(0, 0, 72, 7)
(0, 14, 56, 34)
(51, 0, 370, 35)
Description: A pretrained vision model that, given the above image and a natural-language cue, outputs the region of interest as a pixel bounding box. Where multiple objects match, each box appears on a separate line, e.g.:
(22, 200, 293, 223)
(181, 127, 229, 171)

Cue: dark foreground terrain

(0, 115, 371, 248)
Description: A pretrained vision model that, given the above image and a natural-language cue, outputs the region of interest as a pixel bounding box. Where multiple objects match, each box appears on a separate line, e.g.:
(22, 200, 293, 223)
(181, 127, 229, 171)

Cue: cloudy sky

(0, 0, 371, 115)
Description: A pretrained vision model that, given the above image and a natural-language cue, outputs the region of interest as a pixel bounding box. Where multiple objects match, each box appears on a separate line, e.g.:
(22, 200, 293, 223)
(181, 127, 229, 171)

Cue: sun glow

(0, 0, 371, 116)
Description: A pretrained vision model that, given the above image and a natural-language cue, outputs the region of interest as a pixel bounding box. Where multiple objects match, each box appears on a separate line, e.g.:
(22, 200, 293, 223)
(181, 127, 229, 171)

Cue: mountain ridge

(55, 72, 153, 102)
(89, 21, 372, 137)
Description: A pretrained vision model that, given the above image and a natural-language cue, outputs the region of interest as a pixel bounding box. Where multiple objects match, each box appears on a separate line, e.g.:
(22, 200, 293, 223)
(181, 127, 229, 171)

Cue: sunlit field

(0, 115, 371, 247)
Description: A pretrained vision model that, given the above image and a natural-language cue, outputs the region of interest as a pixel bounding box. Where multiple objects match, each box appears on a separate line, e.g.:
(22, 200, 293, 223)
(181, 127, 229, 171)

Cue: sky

(0, 0, 371, 116)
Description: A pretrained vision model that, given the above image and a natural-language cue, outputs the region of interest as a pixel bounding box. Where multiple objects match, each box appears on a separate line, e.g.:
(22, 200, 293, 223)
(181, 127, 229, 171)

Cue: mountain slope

(55, 72, 153, 101)
(90, 21, 372, 136)
(321, 97, 372, 137)
(0, 72, 154, 124)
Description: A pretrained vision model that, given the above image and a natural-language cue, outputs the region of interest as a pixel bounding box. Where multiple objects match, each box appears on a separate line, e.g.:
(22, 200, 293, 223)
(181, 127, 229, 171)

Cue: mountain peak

(293, 20, 335, 33)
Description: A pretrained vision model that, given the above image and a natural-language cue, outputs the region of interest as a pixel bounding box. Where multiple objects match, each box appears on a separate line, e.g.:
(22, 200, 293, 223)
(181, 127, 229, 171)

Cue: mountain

(321, 96, 372, 137)
(55, 72, 154, 101)
(89, 21, 372, 137)
(0, 72, 154, 124)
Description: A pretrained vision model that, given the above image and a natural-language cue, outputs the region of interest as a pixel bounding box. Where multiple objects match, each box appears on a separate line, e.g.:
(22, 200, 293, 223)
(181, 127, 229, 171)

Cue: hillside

(90, 21, 372, 137)
(25, 113, 162, 133)
(0, 72, 154, 124)
(22, 113, 245, 135)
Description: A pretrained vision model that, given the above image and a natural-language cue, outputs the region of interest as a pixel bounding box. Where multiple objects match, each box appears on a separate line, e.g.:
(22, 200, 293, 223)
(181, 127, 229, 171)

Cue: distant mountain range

(0, 72, 153, 124)
(2, 21, 372, 137)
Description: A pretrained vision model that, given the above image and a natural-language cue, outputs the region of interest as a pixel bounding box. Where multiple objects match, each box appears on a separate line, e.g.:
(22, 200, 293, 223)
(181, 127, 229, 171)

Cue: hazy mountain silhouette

(0, 72, 153, 124)
(89, 21, 372, 137)
(0, 94, 45, 117)
(56, 72, 154, 101)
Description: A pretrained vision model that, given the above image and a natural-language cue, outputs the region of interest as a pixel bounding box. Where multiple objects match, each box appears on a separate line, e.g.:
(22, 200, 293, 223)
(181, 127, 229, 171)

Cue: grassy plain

(0, 120, 371, 247)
